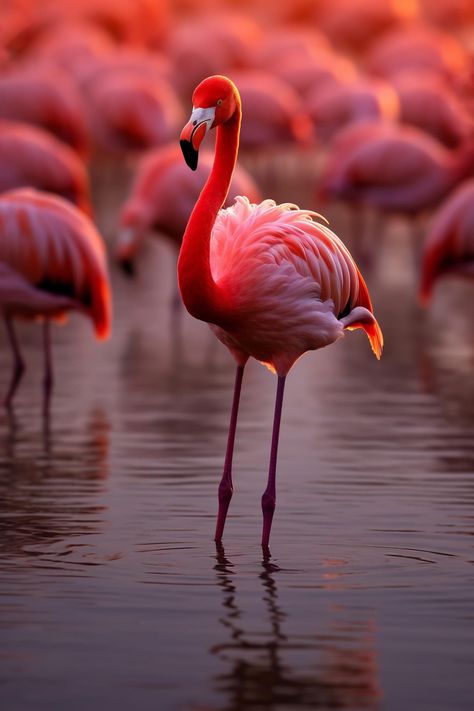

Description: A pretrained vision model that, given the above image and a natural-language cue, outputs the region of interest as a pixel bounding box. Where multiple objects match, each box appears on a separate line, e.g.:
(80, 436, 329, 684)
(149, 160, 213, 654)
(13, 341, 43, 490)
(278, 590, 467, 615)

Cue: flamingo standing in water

(0, 188, 111, 413)
(419, 179, 474, 304)
(178, 75, 383, 547)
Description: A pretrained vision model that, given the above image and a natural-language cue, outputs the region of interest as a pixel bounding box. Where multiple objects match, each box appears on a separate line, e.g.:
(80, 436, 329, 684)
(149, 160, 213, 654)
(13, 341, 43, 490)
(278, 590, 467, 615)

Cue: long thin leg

(3, 316, 25, 408)
(261, 376, 286, 549)
(215, 364, 245, 543)
(42, 320, 53, 416)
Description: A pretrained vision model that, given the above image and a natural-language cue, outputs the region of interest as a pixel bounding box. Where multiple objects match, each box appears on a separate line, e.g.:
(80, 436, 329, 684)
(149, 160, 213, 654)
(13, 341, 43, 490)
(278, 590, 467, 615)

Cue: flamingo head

(180, 75, 239, 170)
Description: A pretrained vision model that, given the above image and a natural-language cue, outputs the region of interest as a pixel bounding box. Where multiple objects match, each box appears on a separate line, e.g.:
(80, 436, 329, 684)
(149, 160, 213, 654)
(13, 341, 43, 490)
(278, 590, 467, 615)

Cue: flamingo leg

(3, 316, 25, 408)
(42, 320, 53, 416)
(215, 364, 245, 543)
(261, 376, 286, 549)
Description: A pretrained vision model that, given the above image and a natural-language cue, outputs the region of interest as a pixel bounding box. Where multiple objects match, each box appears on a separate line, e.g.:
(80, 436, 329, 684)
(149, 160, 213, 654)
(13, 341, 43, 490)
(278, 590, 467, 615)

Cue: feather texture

(0, 188, 110, 337)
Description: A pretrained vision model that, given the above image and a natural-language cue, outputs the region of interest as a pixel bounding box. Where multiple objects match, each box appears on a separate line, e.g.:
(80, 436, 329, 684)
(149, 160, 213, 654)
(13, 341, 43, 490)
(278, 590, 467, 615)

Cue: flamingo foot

(214, 482, 233, 543)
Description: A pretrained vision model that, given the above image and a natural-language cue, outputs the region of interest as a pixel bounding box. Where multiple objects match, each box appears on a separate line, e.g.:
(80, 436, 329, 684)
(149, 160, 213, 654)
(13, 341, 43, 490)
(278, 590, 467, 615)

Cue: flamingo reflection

(211, 545, 381, 710)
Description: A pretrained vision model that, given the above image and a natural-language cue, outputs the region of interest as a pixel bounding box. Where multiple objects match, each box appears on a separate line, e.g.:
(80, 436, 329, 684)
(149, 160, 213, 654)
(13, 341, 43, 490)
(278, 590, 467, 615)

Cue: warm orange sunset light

(1, 2, 474, 711)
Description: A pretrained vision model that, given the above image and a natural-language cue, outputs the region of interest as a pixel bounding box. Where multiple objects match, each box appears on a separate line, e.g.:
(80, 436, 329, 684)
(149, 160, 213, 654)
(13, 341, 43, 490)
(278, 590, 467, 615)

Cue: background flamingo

(0, 65, 89, 157)
(306, 78, 399, 143)
(82, 68, 183, 154)
(117, 143, 262, 275)
(0, 120, 92, 214)
(0, 188, 111, 412)
(178, 75, 383, 548)
(319, 121, 474, 217)
(392, 72, 473, 148)
(420, 179, 474, 303)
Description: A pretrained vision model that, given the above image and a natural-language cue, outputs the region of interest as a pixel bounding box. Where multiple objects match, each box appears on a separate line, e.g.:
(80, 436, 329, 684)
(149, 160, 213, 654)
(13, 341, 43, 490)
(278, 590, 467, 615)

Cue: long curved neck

(178, 104, 241, 324)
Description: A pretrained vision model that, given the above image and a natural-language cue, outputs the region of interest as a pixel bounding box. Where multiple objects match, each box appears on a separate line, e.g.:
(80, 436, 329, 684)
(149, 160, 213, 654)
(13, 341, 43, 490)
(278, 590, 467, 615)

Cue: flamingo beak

(180, 106, 215, 170)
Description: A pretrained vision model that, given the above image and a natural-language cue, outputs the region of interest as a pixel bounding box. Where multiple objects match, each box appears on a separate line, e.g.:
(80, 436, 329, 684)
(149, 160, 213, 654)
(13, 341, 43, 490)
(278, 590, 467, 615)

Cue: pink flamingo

(117, 143, 261, 274)
(0, 188, 111, 412)
(419, 179, 474, 303)
(314, 0, 415, 52)
(227, 71, 314, 150)
(0, 120, 92, 215)
(178, 75, 383, 547)
(392, 72, 473, 148)
(366, 25, 469, 83)
(0, 66, 89, 157)
(83, 69, 183, 154)
(306, 78, 399, 143)
(319, 121, 474, 216)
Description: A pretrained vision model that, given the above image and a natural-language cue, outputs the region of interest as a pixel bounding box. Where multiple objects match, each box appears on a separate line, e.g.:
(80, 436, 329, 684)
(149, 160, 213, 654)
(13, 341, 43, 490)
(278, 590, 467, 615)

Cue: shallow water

(1, 161, 474, 711)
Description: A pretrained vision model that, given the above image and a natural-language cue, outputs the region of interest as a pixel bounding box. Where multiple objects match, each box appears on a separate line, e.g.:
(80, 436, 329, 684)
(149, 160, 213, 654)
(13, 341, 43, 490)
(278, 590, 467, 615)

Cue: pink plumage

(117, 144, 261, 270)
(420, 179, 474, 303)
(306, 79, 399, 143)
(0, 188, 111, 411)
(0, 188, 110, 337)
(0, 120, 92, 215)
(320, 121, 474, 215)
(209, 196, 382, 375)
(83, 70, 183, 154)
(393, 73, 474, 148)
(0, 67, 89, 157)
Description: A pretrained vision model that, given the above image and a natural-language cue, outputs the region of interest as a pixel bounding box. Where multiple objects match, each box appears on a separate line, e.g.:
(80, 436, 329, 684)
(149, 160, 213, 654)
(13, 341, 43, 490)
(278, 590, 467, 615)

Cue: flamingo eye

(216, 99, 223, 106)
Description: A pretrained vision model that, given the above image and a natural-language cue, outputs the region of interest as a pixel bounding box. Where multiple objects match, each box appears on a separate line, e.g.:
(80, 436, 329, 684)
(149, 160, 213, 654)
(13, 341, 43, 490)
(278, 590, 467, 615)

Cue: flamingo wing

(210, 197, 382, 369)
(0, 188, 111, 337)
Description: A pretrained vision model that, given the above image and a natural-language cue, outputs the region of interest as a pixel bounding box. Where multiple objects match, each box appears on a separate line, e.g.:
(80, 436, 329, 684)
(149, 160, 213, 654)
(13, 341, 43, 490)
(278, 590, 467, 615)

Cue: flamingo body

(0, 188, 110, 334)
(0, 67, 89, 157)
(0, 187, 111, 410)
(229, 71, 313, 149)
(420, 180, 474, 303)
(85, 71, 183, 153)
(208, 196, 382, 375)
(320, 121, 472, 214)
(307, 79, 399, 143)
(394, 73, 473, 148)
(0, 120, 92, 215)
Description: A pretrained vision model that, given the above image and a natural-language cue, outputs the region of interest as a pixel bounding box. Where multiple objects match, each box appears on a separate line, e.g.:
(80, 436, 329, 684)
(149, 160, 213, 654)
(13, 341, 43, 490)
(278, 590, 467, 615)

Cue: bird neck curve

(178, 101, 241, 324)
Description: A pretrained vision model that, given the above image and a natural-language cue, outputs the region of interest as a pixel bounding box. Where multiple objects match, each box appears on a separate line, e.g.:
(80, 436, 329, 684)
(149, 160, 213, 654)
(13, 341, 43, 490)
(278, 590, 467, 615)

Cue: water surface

(1, 160, 473, 711)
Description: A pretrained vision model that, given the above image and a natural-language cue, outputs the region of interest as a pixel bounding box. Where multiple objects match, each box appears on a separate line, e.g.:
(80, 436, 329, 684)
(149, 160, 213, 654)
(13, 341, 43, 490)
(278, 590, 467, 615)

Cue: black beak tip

(180, 139, 198, 171)
(119, 258, 135, 277)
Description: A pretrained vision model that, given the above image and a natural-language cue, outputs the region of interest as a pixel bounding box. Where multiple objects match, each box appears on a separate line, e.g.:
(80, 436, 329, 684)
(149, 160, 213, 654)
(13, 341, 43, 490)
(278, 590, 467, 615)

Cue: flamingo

(82, 69, 183, 154)
(178, 75, 383, 547)
(0, 120, 92, 215)
(366, 25, 469, 84)
(319, 121, 474, 216)
(306, 78, 399, 143)
(419, 179, 474, 304)
(392, 72, 473, 148)
(227, 71, 314, 150)
(117, 144, 261, 274)
(314, 0, 415, 52)
(0, 188, 111, 413)
(0, 66, 89, 157)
